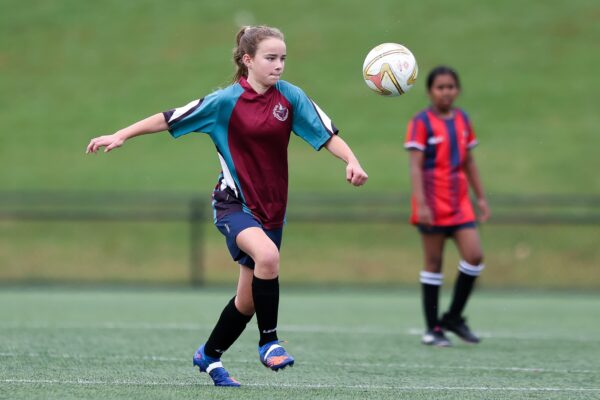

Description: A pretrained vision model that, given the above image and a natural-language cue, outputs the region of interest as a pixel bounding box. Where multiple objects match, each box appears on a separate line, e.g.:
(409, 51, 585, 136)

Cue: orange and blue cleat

(193, 344, 240, 387)
(258, 341, 295, 371)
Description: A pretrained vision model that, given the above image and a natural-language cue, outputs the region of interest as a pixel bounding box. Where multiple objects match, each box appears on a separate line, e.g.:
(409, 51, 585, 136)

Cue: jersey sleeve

(461, 110, 478, 149)
(162, 91, 220, 138)
(404, 117, 427, 151)
(466, 121, 478, 149)
(279, 82, 338, 151)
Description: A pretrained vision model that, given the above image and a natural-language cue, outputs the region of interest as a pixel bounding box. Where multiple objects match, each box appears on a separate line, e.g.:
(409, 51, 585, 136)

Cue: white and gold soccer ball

(362, 43, 418, 96)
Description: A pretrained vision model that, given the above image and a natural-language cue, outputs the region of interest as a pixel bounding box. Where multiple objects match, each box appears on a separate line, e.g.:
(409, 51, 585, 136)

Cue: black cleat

(441, 314, 481, 344)
(421, 326, 452, 347)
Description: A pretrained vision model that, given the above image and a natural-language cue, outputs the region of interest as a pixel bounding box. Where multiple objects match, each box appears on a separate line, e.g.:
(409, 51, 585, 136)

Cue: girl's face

(428, 73, 460, 111)
(244, 37, 286, 90)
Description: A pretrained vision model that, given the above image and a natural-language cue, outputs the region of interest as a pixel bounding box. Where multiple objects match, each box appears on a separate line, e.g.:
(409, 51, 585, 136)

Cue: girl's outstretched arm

(323, 135, 368, 187)
(464, 152, 490, 222)
(86, 113, 168, 154)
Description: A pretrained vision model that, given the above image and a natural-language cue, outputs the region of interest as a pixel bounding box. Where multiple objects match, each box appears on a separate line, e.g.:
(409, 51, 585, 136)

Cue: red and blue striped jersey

(163, 77, 337, 229)
(404, 108, 478, 226)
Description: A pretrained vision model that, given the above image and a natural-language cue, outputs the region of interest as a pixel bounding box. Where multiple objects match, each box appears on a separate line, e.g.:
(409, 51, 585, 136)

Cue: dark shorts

(417, 221, 477, 237)
(215, 211, 283, 269)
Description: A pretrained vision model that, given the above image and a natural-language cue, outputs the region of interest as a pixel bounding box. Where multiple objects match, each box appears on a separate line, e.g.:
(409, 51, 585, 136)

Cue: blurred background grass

(1, 220, 598, 288)
(0, 0, 598, 288)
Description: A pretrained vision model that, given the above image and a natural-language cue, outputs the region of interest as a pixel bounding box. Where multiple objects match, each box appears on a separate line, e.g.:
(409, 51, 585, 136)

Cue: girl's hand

(86, 134, 125, 154)
(346, 161, 368, 186)
(477, 198, 491, 222)
(417, 203, 434, 226)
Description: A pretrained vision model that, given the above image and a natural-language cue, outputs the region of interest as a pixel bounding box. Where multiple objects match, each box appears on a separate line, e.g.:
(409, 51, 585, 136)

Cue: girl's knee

(254, 249, 280, 277)
(464, 254, 483, 266)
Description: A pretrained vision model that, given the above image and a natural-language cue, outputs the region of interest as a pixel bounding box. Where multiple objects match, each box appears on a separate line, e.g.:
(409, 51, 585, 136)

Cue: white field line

(0, 352, 597, 375)
(1, 378, 600, 392)
(0, 321, 597, 342)
(0, 352, 182, 362)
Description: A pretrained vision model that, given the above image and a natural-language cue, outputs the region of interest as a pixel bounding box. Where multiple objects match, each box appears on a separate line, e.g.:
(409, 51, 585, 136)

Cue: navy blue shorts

(417, 221, 477, 237)
(215, 211, 283, 269)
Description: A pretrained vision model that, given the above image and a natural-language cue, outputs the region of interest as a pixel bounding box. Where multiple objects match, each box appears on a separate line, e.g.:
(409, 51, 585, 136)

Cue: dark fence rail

(1, 191, 599, 222)
(1, 191, 599, 285)
(287, 193, 600, 225)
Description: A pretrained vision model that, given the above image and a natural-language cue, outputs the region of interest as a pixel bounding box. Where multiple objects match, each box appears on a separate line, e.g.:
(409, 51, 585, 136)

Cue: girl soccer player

(404, 66, 490, 347)
(86, 26, 368, 385)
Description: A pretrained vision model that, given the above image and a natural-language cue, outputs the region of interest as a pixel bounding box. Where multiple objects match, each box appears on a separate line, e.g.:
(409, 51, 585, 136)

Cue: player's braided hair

(232, 25, 284, 82)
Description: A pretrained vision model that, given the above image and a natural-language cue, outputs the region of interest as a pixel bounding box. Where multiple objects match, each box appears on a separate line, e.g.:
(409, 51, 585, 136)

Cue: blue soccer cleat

(258, 341, 295, 371)
(193, 344, 240, 387)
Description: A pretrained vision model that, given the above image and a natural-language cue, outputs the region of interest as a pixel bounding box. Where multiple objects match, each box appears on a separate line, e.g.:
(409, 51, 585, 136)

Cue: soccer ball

(362, 43, 418, 96)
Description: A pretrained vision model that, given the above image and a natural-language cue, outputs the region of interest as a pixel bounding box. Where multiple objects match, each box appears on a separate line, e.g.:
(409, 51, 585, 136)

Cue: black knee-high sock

(204, 296, 253, 359)
(422, 284, 440, 331)
(252, 275, 279, 346)
(447, 272, 477, 319)
(420, 271, 443, 331)
(447, 260, 484, 319)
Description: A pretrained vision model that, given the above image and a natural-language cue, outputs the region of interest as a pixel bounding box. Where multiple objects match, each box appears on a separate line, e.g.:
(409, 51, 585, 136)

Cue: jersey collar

(239, 76, 275, 96)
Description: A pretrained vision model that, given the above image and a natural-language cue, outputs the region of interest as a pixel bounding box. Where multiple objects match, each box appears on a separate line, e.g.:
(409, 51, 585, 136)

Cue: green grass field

(1, 0, 599, 194)
(1, 287, 599, 399)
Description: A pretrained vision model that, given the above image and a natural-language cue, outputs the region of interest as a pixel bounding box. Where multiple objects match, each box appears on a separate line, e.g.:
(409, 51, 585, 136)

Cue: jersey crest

(272, 102, 289, 121)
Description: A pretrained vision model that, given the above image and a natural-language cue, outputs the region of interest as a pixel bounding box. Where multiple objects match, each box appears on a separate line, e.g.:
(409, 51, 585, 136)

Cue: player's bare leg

(235, 265, 255, 315)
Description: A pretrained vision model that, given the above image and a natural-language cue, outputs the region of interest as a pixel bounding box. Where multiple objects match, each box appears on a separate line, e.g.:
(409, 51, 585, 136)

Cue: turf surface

(1, 287, 599, 399)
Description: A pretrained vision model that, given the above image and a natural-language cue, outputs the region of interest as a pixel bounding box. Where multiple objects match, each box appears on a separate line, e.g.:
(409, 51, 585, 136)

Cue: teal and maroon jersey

(404, 108, 478, 226)
(163, 77, 338, 229)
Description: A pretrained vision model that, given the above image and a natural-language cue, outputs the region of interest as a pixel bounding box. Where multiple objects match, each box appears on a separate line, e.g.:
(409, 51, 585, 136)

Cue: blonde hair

(232, 25, 284, 82)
